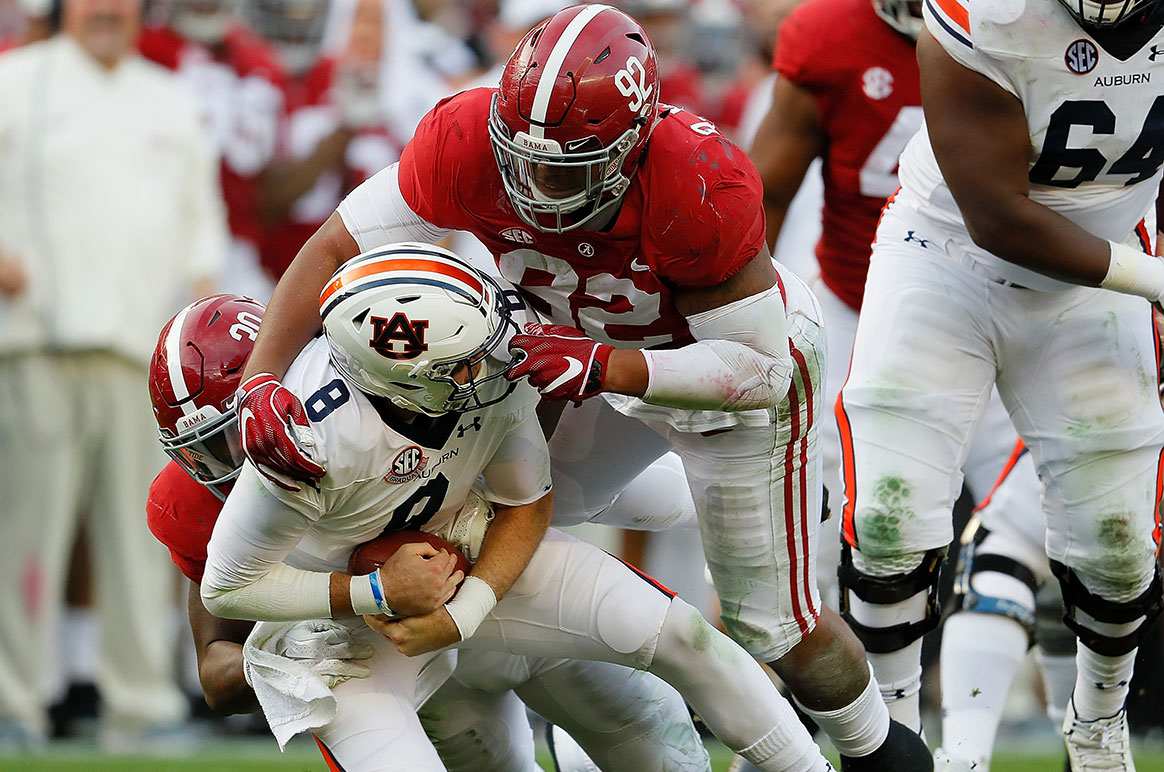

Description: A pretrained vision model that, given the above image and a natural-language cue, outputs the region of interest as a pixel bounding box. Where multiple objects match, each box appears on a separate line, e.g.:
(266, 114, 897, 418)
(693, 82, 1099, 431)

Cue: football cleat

(932, 748, 978, 771)
(1063, 697, 1135, 771)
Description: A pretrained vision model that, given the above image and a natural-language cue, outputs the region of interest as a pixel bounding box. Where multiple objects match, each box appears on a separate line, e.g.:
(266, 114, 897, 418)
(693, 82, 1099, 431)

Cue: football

(347, 529, 472, 578)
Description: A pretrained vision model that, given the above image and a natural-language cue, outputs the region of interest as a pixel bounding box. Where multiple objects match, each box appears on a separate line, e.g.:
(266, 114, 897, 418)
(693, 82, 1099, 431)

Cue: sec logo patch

(1065, 39, 1098, 74)
(386, 446, 429, 484)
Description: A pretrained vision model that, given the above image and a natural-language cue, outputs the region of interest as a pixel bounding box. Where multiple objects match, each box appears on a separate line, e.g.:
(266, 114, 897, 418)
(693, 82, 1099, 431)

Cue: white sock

(739, 721, 832, 772)
(1034, 647, 1077, 726)
(939, 612, 1029, 767)
(61, 607, 99, 682)
(649, 601, 829, 771)
(1073, 643, 1136, 721)
(798, 663, 890, 758)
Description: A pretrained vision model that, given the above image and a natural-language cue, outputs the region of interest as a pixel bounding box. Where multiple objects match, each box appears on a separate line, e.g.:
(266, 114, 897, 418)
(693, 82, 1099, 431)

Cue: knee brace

(951, 516, 1040, 645)
(1050, 560, 1164, 657)
(837, 542, 944, 653)
(1034, 581, 1076, 656)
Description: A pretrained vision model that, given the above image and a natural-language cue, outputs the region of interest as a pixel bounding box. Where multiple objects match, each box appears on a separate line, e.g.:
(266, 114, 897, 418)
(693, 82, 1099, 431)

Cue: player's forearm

(258, 129, 355, 225)
(468, 494, 553, 600)
(199, 641, 259, 715)
(960, 192, 1114, 285)
(241, 213, 356, 382)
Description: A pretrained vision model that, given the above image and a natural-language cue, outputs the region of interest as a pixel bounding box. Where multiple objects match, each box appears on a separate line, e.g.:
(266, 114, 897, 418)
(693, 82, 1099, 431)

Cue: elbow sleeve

(642, 284, 793, 412)
(201, 562, 332, 622)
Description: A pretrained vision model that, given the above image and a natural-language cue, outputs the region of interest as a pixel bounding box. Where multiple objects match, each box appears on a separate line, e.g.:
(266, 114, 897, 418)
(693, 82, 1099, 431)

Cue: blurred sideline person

(0, 0, 227, 750)
(230, 5, 932, 770)
(149, 293, 709, 772)
(139, 0, 286, 301)
(200, 245, 834, 771)
(746, 0, 1077, 763)
(835, 0, 1164, 766)
(256, 0, 455, 280)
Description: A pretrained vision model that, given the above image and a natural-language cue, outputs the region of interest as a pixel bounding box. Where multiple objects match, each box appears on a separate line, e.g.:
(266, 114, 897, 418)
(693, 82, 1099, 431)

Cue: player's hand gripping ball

(348, 530, 472, 580)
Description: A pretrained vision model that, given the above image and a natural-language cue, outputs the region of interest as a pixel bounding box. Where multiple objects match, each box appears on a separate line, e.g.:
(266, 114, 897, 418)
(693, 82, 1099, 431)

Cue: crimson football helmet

(244, 0, 328, 75)
(489, 4, 660, 233)
(149, 294, 266, 499)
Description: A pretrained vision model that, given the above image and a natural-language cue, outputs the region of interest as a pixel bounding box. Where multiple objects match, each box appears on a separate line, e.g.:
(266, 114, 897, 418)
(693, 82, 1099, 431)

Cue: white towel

(243, 620, 353, 750)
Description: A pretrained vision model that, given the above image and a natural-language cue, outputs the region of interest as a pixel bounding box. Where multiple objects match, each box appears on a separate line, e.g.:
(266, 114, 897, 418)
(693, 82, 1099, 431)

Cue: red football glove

(506, 323, 613, 402)
(236, 373, 326, 491)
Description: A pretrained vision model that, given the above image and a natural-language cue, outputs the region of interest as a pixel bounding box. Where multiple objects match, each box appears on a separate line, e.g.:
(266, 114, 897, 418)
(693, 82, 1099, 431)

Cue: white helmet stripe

(528, 3, 611, 139)
(165, 303, 198, 416)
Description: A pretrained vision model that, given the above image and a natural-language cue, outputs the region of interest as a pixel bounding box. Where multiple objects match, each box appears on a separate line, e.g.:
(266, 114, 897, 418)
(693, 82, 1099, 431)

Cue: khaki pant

(0, 351, 186, 735)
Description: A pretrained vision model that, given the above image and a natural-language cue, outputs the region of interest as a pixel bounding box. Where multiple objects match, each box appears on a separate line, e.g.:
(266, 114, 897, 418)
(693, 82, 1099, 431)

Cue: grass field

(4, 741, 1164, 772)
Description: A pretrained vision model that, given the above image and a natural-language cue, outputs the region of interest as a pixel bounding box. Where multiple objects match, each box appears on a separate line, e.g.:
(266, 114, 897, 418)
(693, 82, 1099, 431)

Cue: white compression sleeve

(642, 284, 794, 412)
(201, 466, 333, 621)
(337, 163, 450, 252)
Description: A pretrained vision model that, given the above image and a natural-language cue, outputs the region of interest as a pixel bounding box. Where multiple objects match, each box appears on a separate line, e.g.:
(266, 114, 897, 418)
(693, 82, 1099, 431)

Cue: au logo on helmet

(370, 313, 429, 360)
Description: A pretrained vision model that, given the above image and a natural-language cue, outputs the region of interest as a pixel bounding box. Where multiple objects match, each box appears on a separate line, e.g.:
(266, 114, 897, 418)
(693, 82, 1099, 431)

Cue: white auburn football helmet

(319, 243, 520, 417)
(1056, 0, 1160, 27)
(872, 0, 923, 38)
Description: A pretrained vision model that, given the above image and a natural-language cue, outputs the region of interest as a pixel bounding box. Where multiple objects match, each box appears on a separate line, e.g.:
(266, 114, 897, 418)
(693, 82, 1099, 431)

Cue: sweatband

(1100, 240, 1164, 302)
(350, 572, 389, 617)
(444, 576, 497, 640)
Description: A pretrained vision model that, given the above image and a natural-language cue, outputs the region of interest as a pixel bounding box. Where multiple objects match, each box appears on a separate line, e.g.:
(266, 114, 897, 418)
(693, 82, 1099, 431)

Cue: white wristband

(443, 576, 497, 641)
(349, 572, 391, 616)
(1100, 241, 1164, 303)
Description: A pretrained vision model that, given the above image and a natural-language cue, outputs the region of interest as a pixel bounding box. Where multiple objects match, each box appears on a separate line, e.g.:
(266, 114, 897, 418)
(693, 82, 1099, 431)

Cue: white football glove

(276, 620, 374, 688)
(433, 488, 495, 563)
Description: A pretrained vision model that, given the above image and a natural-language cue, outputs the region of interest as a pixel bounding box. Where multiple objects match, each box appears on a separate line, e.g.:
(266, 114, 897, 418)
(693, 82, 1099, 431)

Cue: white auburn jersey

(269, 333, 549, 574)
(898, 0, 1164, 289)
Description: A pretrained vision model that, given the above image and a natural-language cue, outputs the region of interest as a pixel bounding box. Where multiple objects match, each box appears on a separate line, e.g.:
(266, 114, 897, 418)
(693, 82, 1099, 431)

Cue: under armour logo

(1151, 45, 1164, 61)
(370, 313, 429, 360)
(457, 417, 482, 437)
(904, 230, 930, 248)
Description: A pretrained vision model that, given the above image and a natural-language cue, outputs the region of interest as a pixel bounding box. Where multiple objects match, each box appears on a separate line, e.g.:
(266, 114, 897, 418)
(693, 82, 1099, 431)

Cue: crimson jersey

(260, 57, 404, 279)
(774, 0, 920, 310)
(139, 25, 284, 249)
(146, 461, 224, 584)
(397, 88, 765, 350)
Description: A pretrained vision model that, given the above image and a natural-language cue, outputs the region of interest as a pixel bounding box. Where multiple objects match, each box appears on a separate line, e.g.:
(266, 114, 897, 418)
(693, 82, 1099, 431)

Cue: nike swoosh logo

(544, 356, 584, 394)
(630, 258, 649, 272)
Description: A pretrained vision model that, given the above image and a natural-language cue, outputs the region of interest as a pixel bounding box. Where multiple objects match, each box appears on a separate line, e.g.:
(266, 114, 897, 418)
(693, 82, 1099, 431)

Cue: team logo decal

(501, 227, 534, 244)
(862, 67, 895, 100)
(1066, 39, 1099, 74)
(386, 445, 429, 484)
(578, 243, 595, 257)
(370, 313, 429, 360)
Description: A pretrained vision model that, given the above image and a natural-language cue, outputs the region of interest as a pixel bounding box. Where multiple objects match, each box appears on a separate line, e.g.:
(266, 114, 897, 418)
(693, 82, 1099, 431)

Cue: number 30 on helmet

(489, 4, 661, 233)
(149, 294, 267, 499)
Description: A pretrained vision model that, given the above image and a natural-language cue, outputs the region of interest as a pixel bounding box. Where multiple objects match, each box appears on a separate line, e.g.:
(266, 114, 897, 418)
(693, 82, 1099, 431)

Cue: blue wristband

(367, 570, 395, 616)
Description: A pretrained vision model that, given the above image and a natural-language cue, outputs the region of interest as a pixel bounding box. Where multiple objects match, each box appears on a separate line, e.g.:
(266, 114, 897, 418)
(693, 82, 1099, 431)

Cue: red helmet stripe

(528, 3, 611, 137)
(319, 257, 484, 312)
(165, 302, 198, 415)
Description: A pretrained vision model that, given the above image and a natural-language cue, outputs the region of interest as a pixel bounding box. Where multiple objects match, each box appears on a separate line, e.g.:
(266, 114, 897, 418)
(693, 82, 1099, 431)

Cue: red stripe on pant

(973, 440, 1028, 514)
(784, 350, 810, 635)
(615, 555, 677, 598)
(791, 346, 819, 622)
(314, 733, 348, 772)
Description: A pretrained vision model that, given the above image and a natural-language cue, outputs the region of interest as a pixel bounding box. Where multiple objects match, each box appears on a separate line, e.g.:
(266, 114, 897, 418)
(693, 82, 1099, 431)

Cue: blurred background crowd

(0, 0, 1159, 761)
